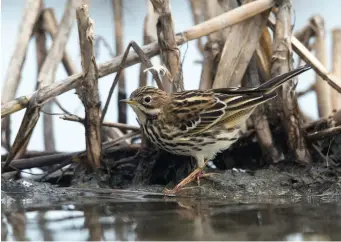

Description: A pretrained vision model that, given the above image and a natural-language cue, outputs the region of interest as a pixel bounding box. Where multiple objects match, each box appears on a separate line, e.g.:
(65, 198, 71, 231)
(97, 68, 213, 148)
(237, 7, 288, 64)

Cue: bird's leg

(164, 159, 209, 194)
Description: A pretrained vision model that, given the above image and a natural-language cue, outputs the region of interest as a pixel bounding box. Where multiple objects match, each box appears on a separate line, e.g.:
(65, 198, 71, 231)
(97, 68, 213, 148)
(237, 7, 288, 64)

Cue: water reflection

(2, 193, 341, 241)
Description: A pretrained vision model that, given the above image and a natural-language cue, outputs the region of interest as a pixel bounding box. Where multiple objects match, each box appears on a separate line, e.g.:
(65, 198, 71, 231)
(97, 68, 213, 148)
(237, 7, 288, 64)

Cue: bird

(121, 64, 311, 194)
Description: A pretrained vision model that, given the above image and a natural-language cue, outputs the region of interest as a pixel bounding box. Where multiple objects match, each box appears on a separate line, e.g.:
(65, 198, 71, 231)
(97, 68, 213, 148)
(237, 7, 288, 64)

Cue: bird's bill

(120, 99, 136, 105)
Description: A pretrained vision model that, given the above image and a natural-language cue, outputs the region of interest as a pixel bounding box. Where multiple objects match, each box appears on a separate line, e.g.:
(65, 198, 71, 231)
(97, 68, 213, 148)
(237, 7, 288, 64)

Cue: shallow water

(2, 187, 341, 241)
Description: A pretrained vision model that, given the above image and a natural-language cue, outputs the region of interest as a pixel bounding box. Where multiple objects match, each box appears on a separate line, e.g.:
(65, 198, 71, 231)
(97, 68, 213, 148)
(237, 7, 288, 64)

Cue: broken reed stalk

(61, 115, 140, 131)
(199, 0, 226, 90)
(151, 0, 183, 92)
(1, 0, 41, 151)
(76, 4, 102, 170)
(213, 0, 270, 88)
(2, 0, 78, 168)
(1, 0, 278, 118)
(268, 16, 341, 95)
(244, 56, 280, 162)
(139, 0, 158, 87)
(310, 16, 332, 117)
(42, 8, 78, 75)
(331, 29, 341, 111)
(37, 2, 56, 156)
(270, 0, 311, 164)
(112, 0, 127, 125)
(12, 1, 47, 160)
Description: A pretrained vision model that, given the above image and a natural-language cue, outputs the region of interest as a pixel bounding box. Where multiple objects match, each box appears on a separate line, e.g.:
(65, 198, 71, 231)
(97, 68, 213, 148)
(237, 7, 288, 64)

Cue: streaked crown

(124, 86, 169, 123)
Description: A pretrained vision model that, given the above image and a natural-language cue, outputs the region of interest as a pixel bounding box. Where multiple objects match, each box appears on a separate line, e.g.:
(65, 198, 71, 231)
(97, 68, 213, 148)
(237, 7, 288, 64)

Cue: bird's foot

(164, 167, 204, 195)
(163, 168, 219, 195)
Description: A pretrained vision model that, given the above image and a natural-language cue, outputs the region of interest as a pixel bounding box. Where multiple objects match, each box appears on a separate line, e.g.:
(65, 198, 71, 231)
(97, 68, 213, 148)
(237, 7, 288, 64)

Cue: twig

(152, 0, 183, 92)
(2, 0, 78, 168)
(61, 115, 140, 131)
(1, 0, 41, 152)
(112, 0, 127, 125)
(268, 16, 341, 94)
(54, 98, 72, 115)
(213, 0, 270, 88)
(331, 29, 341, 111)
(2, 0, 277, 117)
(76, 4, 102, 169)
(270, 0, 311, 165)
(42, 8, 78, 76)
(310, 16, 331, 117)
(307, 126, 341, 141)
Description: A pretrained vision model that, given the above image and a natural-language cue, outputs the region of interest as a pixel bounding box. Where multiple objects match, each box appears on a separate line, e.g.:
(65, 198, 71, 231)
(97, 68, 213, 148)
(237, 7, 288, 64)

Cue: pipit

(121, 65, 311, 194)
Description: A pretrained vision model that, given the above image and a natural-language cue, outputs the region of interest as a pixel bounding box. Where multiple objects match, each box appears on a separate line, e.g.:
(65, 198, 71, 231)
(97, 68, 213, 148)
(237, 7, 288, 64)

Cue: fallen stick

(2, 0, 276, 118)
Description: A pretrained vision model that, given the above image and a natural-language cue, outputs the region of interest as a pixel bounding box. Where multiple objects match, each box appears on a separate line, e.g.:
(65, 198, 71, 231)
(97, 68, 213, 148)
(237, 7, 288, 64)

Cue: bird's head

(121, 86, 169, 124)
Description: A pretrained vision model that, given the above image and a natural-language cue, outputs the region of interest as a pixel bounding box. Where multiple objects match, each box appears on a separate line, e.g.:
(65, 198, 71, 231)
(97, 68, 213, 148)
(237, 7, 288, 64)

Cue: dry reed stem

(270, 0, 311, 164)
(151, 0, 183, 92)
(139, 1, 157, 87)
(112, 0, 127, 125)
(37, 1, 76, 154)
(255, 28, 272, 80)
(42, 9, 78, 75)
(268, 16, 341, 94)
(213, 0, 270, 88)
(3, 0, 78, 168)
(189, 0, 204, 53)
(61, 115, 140, 131)
(12, 1, 47, 160)
(38, 2, 57, 154)
(199, 0, 226, 90)
(310, 16, 331, 117)
(244, 56, 280, 162)
(331, 29, 341, 111)
(76, 4, 102, 169)
(1, 0, 40, 152)
(294, 22, 314, 67)
(1, 0, 40, 104)
(1, 0, 276, 117)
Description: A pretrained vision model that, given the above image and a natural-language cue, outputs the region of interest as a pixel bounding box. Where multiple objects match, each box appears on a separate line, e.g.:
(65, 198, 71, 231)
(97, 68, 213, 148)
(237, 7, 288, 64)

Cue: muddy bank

(2, 162, 340, 212)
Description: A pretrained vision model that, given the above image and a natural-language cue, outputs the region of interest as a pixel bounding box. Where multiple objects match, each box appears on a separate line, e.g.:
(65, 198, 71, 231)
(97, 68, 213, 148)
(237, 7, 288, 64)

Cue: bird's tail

(258, 64, 311, 94)
(212, 64, 311, 95)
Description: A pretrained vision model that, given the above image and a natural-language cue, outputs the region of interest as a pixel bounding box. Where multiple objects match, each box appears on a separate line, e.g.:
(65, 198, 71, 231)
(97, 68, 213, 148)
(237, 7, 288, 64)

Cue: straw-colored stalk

(213, 0, 270, 88)
(310, 16, 332, 117)
(331, 29, 341, 111)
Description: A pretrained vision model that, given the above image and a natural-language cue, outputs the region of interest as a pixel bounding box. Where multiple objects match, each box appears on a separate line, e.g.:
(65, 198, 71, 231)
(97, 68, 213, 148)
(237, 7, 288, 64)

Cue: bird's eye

(144, 96, 151, 103)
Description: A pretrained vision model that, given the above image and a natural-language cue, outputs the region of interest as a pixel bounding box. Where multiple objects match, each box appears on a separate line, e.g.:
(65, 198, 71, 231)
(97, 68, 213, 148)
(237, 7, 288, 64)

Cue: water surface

(2, 188, 341, 241)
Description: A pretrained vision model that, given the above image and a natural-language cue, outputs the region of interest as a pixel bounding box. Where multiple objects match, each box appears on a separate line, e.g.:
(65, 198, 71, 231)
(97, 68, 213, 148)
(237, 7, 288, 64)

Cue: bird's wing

(165, 90, 276, 135)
